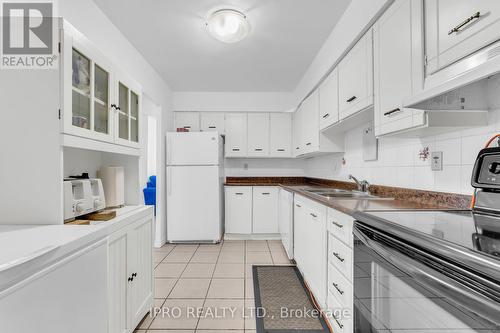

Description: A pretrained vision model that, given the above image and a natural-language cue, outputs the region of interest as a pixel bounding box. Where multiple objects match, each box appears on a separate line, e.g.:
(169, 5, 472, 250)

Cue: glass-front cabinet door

(114, 71, 141, 148)
(63, 31, 114, 142)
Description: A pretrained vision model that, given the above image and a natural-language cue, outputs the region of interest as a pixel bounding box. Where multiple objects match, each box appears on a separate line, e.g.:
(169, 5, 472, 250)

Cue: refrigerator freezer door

(167, 165, 221, 242)
(167, 132, 220, 166)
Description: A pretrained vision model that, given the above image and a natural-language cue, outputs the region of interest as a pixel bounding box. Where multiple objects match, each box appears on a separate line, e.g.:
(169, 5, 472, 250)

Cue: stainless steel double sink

(304, 188, 393, 200)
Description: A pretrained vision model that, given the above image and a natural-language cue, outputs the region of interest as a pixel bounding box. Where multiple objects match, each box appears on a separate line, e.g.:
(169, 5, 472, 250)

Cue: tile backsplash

(305, 108, 500, 195)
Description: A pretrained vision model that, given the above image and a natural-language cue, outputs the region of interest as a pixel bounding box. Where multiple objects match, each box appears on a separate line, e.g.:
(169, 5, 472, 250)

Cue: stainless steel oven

(352, 220, 500, 332)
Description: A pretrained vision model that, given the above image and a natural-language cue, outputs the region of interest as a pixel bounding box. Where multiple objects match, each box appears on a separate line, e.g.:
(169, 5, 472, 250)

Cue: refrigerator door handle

(167, 136, 173, 165)
(168, 168, 172, 196)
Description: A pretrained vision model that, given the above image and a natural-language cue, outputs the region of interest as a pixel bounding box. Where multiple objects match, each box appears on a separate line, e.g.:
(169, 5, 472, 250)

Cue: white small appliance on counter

(98, 166, 125, 208)
(166, 132, 224, 243)
(63, 178, 106, 222)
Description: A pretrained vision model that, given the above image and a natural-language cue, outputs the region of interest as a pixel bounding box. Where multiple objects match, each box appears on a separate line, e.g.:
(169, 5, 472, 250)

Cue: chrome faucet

(349, 174, 370, 193)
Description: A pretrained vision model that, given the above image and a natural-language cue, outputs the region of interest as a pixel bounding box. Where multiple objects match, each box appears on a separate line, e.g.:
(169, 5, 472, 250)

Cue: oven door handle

(354, 224, 500, 324)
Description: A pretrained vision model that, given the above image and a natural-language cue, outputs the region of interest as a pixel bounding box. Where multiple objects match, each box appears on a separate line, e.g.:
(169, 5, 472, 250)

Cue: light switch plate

(431, 151, 443, 171)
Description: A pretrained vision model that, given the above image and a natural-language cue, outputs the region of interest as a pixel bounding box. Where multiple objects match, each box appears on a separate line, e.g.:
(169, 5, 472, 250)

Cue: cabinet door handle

(262, 192, 270, 195)
(332, 282, 345, 295)
(277, 149, 285, 152)
(232, 148, 240, 151)
(331, 221, 344, 229)
(295, 204, 302, 208)
(132, 273, 137, 278)
(111, 104, 117, 109)
(208, 126, 216, 129)
(383, 108, 401, 116)
(448, 11, 481, 35)
(295, 147, 300, 150)
(116, 106, 121, 111)
(128, 276, 133, 282)
(254, 148, 263, 151)
(183, 126, 191, 129)
(332, 252, 345, 262)
(310, 213, 318, 218)
(306, 142, 312, 146)
(235, 192, 244, 195)
(346, 96, 357, 103)
(322, 113, 330, 119)
(333, 316, 344, 329)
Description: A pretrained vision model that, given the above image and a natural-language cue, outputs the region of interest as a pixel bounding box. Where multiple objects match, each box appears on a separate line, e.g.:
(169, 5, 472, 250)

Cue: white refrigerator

(166, 132, 224, 243)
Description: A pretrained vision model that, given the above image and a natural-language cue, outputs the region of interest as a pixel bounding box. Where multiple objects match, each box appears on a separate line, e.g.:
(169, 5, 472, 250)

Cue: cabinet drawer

(328, 263, 353, 308)
(327, 208, 353, 247)
(329, 233, 353, 281)
(327, 292, 353, 333)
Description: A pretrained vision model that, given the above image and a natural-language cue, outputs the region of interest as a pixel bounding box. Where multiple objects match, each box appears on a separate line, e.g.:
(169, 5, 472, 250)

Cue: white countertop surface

(0, 206, 153, 292)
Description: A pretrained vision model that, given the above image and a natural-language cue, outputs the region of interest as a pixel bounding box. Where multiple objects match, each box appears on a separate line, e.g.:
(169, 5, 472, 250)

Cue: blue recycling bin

(143, 175, 156, 215)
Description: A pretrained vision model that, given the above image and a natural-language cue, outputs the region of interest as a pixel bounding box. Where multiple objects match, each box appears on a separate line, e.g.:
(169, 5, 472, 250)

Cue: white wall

(225, 159, 305, 177)
(58, 0, 172, 246)
(173, 91, 296, 113)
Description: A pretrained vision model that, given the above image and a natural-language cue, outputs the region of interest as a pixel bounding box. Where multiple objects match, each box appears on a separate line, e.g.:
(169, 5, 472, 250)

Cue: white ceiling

(93, 0, 351, 92)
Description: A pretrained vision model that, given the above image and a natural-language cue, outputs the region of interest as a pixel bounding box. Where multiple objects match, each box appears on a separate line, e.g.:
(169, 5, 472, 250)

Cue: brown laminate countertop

(225, 177, 472, 215)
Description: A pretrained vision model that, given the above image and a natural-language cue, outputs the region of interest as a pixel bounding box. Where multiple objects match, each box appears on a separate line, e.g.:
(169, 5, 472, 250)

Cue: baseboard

(224, 233, 281, 241)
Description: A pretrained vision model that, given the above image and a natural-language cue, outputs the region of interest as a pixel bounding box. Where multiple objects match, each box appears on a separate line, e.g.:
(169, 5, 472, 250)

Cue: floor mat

(253, 265, 330, 333)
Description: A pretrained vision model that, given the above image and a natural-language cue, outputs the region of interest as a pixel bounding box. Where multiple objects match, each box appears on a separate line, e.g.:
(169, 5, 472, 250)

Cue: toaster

(64, 178, 106, 221)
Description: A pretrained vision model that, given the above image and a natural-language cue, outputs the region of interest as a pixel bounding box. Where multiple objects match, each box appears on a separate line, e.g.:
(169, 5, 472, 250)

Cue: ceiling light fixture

(206, 9, 250, 43)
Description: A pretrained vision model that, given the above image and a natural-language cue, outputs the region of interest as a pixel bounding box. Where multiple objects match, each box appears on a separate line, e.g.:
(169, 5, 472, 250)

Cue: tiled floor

(135, 240, 291, 333)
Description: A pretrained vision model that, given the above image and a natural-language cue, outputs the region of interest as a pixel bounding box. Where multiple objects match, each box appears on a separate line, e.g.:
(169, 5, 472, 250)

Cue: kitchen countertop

(0, 205, 153, 292)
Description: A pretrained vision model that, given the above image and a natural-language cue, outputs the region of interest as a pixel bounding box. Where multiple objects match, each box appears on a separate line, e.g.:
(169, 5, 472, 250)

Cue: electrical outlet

(431, 151, 443, 171)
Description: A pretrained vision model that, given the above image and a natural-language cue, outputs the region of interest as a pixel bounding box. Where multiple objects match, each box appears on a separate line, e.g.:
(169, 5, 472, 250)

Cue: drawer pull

(332, 252, 345, 262)
(262, 192, 270, 195)
(295, 147, 300, 150)
(448, 11, 481, 35)
(254, 148, 263, 151)
(310, 213, 318, 218)
(183, 126, 191, 129)
(306, 142, 312, 146)
(383, 108, 401, 116)
(277, 149, 285, 152)
(333, 317, 344, 329)
(322, 113, 330, 119)
(331, 221, 344, 229)
(232, 148, 240, 151)
(346, 96, 357, 103)
(208, 126, 216, 129)
(295, 204, 302, 208)
(332, 282, 345, 295)
(235, 192, 244, 195)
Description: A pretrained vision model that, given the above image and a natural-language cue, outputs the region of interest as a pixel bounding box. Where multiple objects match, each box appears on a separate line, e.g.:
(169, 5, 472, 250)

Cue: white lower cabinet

(108, 215, 153, 333)
(0, 239, 109, 333)
(293, 195, 327, 307)
(225, 186, 253, 234)
(252, 187, 279, 234)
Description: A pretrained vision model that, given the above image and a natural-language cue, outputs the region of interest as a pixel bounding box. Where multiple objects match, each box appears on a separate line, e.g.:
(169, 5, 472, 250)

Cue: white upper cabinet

(338, 30, 374, 121)
(425, 0, 500, 75)
(292, 106, 304, 157)
(225, 113, 248, 157)
(175, 112, 200, 132)
(200, 113, 225, 134)
(302, 90, 320, 153)
(319, 68, 339, 130)
(247, 113, 270, 157)
(62, 24, 141, 149)
(374, 0, 425, 136)
(270, 113, 292, 157)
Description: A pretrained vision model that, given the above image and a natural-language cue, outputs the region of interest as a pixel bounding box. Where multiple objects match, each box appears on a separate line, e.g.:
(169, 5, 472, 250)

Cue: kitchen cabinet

(200, 113, 225, 134)
(252, 187, 279, 234)
(225, 186, 253, 234)
(278, 189, 294, 259)
(319, 68, 339, 130)
(425, 0, 500, 75)
(225, 114, 248, 157)
(62, 24, 141, 149)
(292, 106, 304, 157)
(301, 90, 320, 154)
(247, 113, 270, 157)
(108, 215, 153, 333)
(175, 112, 200, 131)
(373, 0, 425, 136)
(293, 195, 327, 307)
(0, 239, 108, 333)
(270, 113, 292, 157)
(338, 30, 373, 121)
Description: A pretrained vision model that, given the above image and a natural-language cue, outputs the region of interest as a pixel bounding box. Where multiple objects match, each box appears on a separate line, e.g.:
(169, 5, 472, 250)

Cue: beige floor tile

(155, 278, 177, 298)
(197, 330, 243, 333)
(245, 252, 273, 265)
(245, 265, 255, 278)
(245, 330, 257, 333)
(218, 251, 245, 263)
(154, 244, 176, 253)
(191, 251, 220, 263)
(169, 278, 211, 299)
(245, 279, 254, 299)
(137, 298, 165, 329)
(197, 299, 245, 329)
(165, 251, 195, 263)
(172, 244, 199, 252)
(149, 299, 204, 329)
(213, 263, 245, 278)
(149, 331, 195, 333)
(244, 299, 257, 330)
(181, 263, 216, 278)
(198, 243, 223, 251)
(155, 263, 188, 278)
(268, 242, 285, 252)
(154, 252, 169, 263)
(207, 278, 244, 299)
(271, 251, 291, 265)
(245, 241, 269, 252)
